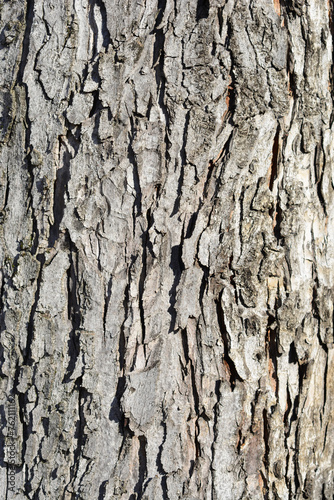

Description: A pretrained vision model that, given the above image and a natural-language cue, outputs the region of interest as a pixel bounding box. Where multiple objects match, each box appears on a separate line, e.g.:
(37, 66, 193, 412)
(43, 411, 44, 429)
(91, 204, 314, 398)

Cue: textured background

(1, 0, 334, 498)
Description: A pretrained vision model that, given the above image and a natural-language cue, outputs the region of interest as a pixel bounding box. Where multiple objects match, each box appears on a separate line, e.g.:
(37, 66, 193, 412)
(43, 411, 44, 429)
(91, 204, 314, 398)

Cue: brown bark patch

(273, 0, 281, 17)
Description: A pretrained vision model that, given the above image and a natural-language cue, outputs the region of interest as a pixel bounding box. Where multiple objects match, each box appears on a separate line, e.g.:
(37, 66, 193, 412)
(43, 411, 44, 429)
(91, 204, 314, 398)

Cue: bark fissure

(216, 293, 243, 390)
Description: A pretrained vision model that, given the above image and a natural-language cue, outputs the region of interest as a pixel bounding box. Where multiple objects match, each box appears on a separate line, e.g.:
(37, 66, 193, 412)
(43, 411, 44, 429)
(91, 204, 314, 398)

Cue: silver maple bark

(0, 0, 334, 498)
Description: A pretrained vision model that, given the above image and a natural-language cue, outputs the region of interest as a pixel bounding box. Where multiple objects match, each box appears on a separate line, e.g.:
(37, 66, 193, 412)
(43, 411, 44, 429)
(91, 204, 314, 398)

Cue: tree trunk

(1, 0, 334, 498)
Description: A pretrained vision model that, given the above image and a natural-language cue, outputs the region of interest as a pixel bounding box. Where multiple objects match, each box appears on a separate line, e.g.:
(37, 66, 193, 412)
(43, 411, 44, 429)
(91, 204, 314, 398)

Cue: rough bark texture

(1, 0, 334, 498)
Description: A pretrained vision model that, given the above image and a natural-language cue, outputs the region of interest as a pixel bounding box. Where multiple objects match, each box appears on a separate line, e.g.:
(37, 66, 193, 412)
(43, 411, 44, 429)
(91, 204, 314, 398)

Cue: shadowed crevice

(168, 243, 185, 332)
(196, 0, 210, 21)
(216, 292, 243, 390)
(269, 125, 279, 191)
(133, 435, 147, 499)
(156, 409, 168, 500)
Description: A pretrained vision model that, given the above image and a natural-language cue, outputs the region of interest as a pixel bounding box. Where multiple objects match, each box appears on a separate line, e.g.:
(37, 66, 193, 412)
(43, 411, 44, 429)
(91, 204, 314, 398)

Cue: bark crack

(216, 292, 243, 390)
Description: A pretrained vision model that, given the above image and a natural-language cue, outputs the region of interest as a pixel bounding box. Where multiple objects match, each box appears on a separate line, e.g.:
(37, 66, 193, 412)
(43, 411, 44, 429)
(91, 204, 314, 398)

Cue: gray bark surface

(0, 0, 334, 498)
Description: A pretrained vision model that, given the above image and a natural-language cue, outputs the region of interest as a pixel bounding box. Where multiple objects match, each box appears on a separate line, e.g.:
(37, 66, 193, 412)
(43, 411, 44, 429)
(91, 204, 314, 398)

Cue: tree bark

(1, 0, 334, 498)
